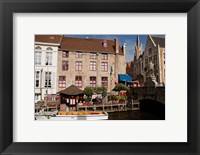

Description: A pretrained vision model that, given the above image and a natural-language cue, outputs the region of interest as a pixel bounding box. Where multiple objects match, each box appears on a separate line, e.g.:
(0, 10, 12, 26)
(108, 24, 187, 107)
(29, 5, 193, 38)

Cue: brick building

(57, 36, 126, 92)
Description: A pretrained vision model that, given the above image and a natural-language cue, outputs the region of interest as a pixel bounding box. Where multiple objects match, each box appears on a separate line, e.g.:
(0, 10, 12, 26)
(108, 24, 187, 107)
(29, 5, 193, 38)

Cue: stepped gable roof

(151, 36, 165, 48)
(60, 36, 123, 54)
(58, 85, 84, 95)
(35, 35, 63, 44)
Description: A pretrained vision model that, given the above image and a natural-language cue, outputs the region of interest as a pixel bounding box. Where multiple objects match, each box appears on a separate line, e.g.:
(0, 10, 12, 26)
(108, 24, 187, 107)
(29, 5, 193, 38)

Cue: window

(101, 77, 108, 87)
(145, 58, 148, 67)
(102, 53, 108, 60)
(35, 71, 40, 87)
(62, 51, 69, 58)
(101, 62, 108, 71)
(35, 46, 42, 50)
(76, 51, 82, 58)
(47, 47, 53, 51)
(90, 61, 96, 71)
(101, 54, 108, 60)
(36, 71, 39, 78)
(90, 77, 96, 87)
(35, 94, 39, 100)
(35, 52, 41, 65)
(153, 55, 157, 65)
(58, 76, 66, 88)
(75, 76, 82, 87)
(138, 63, 141, 72)
(45, 72, 51, 88)
(142, 62, 143, 70)
(62, 61, 69, 71)
(90, 53, 97, 59)
(149, 48, 152, 55)
(46, 52, 52, 65)
(35, 80, 39, 88)
(149, 57, 152, 63)
(76, 61, 82, 71)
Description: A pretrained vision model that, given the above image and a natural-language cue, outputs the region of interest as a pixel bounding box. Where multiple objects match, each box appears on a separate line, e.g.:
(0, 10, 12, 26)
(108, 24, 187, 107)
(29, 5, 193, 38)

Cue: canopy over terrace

(118, 74, 132, 85)
(57, 85, 84, 110)
(58, 84, 84, 96)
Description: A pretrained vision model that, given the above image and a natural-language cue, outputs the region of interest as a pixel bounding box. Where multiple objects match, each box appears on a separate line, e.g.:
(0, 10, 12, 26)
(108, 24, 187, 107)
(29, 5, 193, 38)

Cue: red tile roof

(35, 35, 63, 44)
(60, 36, 123, 54)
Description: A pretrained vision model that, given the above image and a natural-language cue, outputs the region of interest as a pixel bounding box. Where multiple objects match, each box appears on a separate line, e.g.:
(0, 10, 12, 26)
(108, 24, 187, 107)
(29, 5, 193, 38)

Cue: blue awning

(118, 74, 132, 82)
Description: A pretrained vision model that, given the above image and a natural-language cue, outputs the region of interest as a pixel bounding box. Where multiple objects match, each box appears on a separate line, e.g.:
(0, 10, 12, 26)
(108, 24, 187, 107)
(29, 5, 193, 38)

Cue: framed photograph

(0, 0, 199, 154)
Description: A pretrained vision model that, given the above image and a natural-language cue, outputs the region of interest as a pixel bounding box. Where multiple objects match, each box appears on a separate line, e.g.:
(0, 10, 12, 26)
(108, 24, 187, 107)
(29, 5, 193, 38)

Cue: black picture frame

(0, 0, 200, 154)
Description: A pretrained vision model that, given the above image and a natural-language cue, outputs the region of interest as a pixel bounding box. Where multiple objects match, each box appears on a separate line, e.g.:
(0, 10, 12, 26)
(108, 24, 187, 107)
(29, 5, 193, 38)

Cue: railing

(77, 101, 140, 112)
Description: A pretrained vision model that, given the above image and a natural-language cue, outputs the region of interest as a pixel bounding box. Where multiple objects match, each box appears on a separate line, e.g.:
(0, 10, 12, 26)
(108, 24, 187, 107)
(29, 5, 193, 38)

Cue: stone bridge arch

(130, 86, 165, 105)
(139, 99, 165, 116)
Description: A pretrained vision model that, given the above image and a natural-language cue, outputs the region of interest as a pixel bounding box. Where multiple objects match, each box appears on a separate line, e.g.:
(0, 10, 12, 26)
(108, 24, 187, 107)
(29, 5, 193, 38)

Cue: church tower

(134, 35, 142, 60)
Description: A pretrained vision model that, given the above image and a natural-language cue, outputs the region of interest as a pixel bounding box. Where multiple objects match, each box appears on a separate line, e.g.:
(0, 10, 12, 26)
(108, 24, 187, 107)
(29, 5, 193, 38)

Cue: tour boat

(35, 111, 109, 121)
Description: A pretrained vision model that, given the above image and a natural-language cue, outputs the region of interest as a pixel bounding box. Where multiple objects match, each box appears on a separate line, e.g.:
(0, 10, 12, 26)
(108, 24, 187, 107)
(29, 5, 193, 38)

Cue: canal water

(108, 110, 165, 120)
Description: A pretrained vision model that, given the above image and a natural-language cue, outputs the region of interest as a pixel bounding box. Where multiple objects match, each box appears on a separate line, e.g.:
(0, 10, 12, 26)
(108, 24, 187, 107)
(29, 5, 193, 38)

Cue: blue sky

(65, 35, 148, 62)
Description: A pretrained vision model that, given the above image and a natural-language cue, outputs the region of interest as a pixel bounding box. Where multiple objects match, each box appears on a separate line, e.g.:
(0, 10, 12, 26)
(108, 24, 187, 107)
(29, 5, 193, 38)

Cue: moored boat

(35, 111, 108, 121)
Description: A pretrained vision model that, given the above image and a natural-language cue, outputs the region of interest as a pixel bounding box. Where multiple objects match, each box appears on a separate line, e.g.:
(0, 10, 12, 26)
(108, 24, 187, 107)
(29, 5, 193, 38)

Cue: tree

(95, 87, 107, 98)
(84, 87, 94, 99)
(113, 83, 130, 91)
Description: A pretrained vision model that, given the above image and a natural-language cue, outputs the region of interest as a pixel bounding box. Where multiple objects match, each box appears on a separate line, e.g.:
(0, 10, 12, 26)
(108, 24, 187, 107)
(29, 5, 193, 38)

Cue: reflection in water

(108, 110, 165, 120)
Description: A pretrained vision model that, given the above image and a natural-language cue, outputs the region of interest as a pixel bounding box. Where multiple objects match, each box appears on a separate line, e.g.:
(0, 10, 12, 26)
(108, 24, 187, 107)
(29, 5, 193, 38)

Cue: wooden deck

(36, 102, 140, 113)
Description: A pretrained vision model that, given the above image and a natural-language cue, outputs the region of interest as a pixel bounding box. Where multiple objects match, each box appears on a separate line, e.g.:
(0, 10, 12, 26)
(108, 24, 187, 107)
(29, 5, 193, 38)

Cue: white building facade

(34, 35, 62, 103)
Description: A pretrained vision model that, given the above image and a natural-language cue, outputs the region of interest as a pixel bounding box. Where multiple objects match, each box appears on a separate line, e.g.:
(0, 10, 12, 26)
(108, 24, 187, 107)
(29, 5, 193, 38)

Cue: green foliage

(84, 87, 94, 97)
(95, 87, 107, 97)
(115, 95, 127, 101)
(84, 86, 108, 97)
(113, 83, 130, 91)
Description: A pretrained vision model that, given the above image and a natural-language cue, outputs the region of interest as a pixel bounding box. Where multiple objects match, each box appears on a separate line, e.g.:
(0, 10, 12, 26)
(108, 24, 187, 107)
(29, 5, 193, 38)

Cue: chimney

(102, 40, 107, 47)
(123, 42, 126, 55)
(115, 38, 119, 54)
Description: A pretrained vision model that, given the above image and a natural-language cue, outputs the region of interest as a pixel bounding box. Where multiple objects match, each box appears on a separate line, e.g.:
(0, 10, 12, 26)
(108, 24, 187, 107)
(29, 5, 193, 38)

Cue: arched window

(46, 47, 53, 51)
(35, 46, 42, 50)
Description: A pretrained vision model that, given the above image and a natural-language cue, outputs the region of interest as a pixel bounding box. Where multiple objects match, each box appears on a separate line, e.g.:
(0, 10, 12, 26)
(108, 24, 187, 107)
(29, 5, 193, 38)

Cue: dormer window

(102, 40, 107, 47)
(50, 36, 55, 40)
